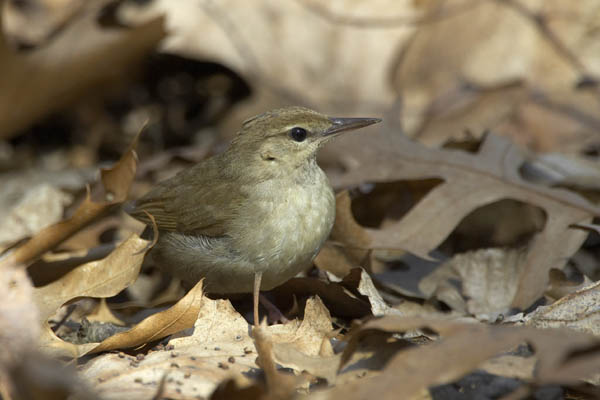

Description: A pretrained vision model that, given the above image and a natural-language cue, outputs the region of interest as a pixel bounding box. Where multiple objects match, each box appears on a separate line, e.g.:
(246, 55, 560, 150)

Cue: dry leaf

(267, 296, 334, 357)
(3, 0, 85, 45)
(38, 324, 98, 360)
(86, 299, 126, 326)
(32, 234, 149, 325)
(315, 191, 371, 279)
(419, 248, 526, 320)
(341, 268, 399, 317)
(32, 234, 149, 359)
(118, 0, 414, 119)
(479, 355, 536, 381)
(545, 267, 593, 301)
(210, 379, 264, 400)
(393, 0, 600, 150)
(331, 131, 598, 311)
(28, 243, 117, 287)
(274, 277, 371, 319)
(82, 296, 256, 399)
(523, 152, 600, 191)
(88, 280, 205, 354)
(3, 129, 142, 266)
(525, 280, 600, 336)
(0, 1, 166, 139)
(6, 351, 97, 400)
(0, 184, 72, 247)
(0, 261, 40, 365)
(271, 343, 340, 384)
(322, 316, 600, 400)
(253, 325, 297, 400)
(81, 293, 333, 399)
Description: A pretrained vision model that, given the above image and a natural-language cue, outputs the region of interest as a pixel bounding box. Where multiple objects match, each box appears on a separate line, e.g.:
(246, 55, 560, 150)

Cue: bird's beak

(323, 117, 382, 137)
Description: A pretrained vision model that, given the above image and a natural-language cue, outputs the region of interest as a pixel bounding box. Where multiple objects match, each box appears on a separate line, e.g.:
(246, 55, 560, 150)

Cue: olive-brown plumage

(127, 106, 380, 324)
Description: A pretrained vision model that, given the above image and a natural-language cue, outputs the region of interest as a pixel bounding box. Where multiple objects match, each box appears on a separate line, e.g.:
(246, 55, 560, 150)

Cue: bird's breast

(231, 167, 335, 275)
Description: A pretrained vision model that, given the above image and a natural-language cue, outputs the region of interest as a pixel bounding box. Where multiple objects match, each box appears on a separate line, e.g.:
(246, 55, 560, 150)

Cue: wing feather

(127, 155, 242, 237)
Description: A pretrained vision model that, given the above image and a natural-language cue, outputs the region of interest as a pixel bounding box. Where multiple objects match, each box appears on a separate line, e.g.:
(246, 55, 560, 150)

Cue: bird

(126, 106, 381, 325)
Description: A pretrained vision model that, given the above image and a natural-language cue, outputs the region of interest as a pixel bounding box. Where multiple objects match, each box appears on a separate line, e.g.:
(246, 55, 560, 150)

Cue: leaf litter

(2, 1, 600, 399)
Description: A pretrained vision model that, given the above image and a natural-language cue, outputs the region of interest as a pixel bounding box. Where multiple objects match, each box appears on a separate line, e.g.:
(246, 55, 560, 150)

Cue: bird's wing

(126, 156, 243, 237)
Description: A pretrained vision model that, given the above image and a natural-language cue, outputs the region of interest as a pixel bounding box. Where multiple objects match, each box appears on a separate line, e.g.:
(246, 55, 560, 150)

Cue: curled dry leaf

(331, 131, 598, 311)
(32, 234, 149, 326)
(321, 316, 600, 400)
(341, 268, 399, 317)
(81, 294, 334, 399)
(268, 296, 341, 382)
(82, 296, 256, 400)
(3, 128, 142, 266)
(274, 277, 371, 319)
(525, 280, 600, 336)
(88, 280, 204, 355)
(33, 234, 150, 359)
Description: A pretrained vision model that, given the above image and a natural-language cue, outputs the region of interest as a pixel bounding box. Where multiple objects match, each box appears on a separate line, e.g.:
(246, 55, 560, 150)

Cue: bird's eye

(290, 127, 307, 142)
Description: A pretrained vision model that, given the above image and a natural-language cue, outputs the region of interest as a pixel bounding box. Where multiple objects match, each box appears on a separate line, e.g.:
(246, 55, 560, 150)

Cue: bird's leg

(253, 271, 263, 327)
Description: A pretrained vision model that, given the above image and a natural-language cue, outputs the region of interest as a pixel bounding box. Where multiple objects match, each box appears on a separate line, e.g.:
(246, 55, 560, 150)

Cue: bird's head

(231, 106, 381, 171)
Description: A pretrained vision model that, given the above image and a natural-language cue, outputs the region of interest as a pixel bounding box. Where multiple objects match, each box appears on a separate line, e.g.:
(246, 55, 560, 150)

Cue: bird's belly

(150, 178, 335, 293)
(232, 180, 335, 289)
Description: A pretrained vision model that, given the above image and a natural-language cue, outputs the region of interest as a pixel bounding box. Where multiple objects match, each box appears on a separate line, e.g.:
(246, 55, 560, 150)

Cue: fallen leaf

(315, 191, 371, 279)
(0, 1, 166, 139)
(267, 296, 335, 357)
(419, 248, 526, 320)
(6, 350, 97, 400)
(38, 324, 98, 359)
(393, 0, 600, 150)
(271, 343, 340, 384)
(0, 260, 40, 365)
(86, 299, 126, 326)
(28, 243, 117, 287)
(3, 129, 142, 266)
(545, 267, 593, 301)
(3, 0, 85, 46)
(479, 355, 536, 381)
(253, 325, 297, 400)
(82, 296, 255, 399)
(341, 268, 400, 317)
(118, 0, 414, 119)
(525, 280, 600, 336)
(210, 379, 264, 400)
(88, 280, 205, 354)
(81, 293, 333, 399)
(0, 183, 72, 248)
(522, 152, 600, 191)
(273, 277, 371, 319)
(32, 234, 149, 326)
(331, 131, 597, 311)
(323, 316, 600, 400)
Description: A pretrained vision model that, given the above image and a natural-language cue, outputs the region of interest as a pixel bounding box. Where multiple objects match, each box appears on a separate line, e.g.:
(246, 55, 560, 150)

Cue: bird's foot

(259, 294, 289, 324)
